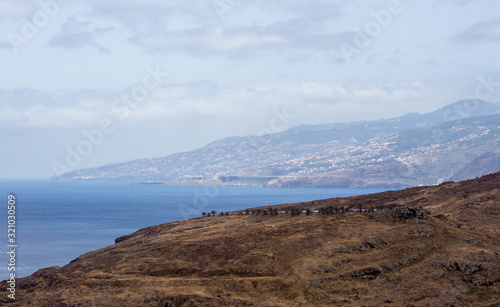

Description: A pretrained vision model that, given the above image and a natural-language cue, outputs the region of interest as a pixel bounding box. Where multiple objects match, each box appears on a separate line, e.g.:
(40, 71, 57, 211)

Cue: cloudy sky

(1, 0, 499, 178)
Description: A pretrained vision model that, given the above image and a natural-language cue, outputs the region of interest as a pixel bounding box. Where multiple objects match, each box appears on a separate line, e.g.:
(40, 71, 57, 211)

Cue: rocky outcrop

(392, 204, 427, 220)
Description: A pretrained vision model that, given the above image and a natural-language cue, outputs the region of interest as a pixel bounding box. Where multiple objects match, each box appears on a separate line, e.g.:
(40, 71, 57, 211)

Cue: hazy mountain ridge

(452, 149, 500, 182)
(55, 100, 500, 187)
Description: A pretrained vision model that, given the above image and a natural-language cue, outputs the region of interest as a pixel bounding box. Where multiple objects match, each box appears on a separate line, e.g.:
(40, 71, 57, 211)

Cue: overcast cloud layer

(1, 0, 500, 178)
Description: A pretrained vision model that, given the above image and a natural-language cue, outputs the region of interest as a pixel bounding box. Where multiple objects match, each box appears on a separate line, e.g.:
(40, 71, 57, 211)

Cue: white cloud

(110, 80, 445, 127)
(0, 89, 113, 128)
(0, 0, 34, 20)
(49, 16, 115, 50)
(85, 0, 350, 58)
(131, 25, 289, 56)
(2, 0, 500, 178)
(0, 81, 441, 130)
(452, 18, 500, 43)
(0, 41, 11, 49)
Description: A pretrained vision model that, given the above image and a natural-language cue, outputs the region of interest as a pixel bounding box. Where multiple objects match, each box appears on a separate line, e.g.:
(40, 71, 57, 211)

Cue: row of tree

(202, 207, 280, 217)
(318, 206, 347, 214)
(202, 205, 384, 217)
(201, 211, 220, 217)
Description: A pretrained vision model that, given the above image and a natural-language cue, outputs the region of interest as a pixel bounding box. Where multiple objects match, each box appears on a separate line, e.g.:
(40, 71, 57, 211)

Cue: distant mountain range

(451, 149, 500, 182)
(55, 99, 500, 188)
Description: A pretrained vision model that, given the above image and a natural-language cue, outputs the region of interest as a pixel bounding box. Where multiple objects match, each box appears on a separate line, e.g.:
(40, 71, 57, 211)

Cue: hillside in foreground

(2, 173, 500, 306)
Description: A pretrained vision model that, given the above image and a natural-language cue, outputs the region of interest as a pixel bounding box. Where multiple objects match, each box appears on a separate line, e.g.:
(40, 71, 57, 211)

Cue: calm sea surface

(0, 180, 390, 279)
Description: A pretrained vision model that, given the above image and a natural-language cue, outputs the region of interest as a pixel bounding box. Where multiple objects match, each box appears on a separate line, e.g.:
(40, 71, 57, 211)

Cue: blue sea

(0, 180, 390, 279)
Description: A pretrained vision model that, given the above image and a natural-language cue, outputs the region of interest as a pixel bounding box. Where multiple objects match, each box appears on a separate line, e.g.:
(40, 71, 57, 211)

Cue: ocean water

(0, 180, 389, 279)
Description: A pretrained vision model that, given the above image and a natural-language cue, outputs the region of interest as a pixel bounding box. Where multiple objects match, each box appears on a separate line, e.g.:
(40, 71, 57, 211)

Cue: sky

(1, 0, 500, 178)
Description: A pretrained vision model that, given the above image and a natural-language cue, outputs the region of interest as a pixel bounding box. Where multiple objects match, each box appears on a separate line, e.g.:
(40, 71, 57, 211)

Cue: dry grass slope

(2, 173, 499, 306)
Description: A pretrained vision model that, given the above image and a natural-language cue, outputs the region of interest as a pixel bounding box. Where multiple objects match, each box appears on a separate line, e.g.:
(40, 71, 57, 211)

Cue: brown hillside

(2, 173, 500, 306)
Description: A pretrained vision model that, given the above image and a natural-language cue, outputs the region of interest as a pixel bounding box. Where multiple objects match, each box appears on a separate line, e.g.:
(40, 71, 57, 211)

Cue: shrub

(391, 205, 427, 220)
